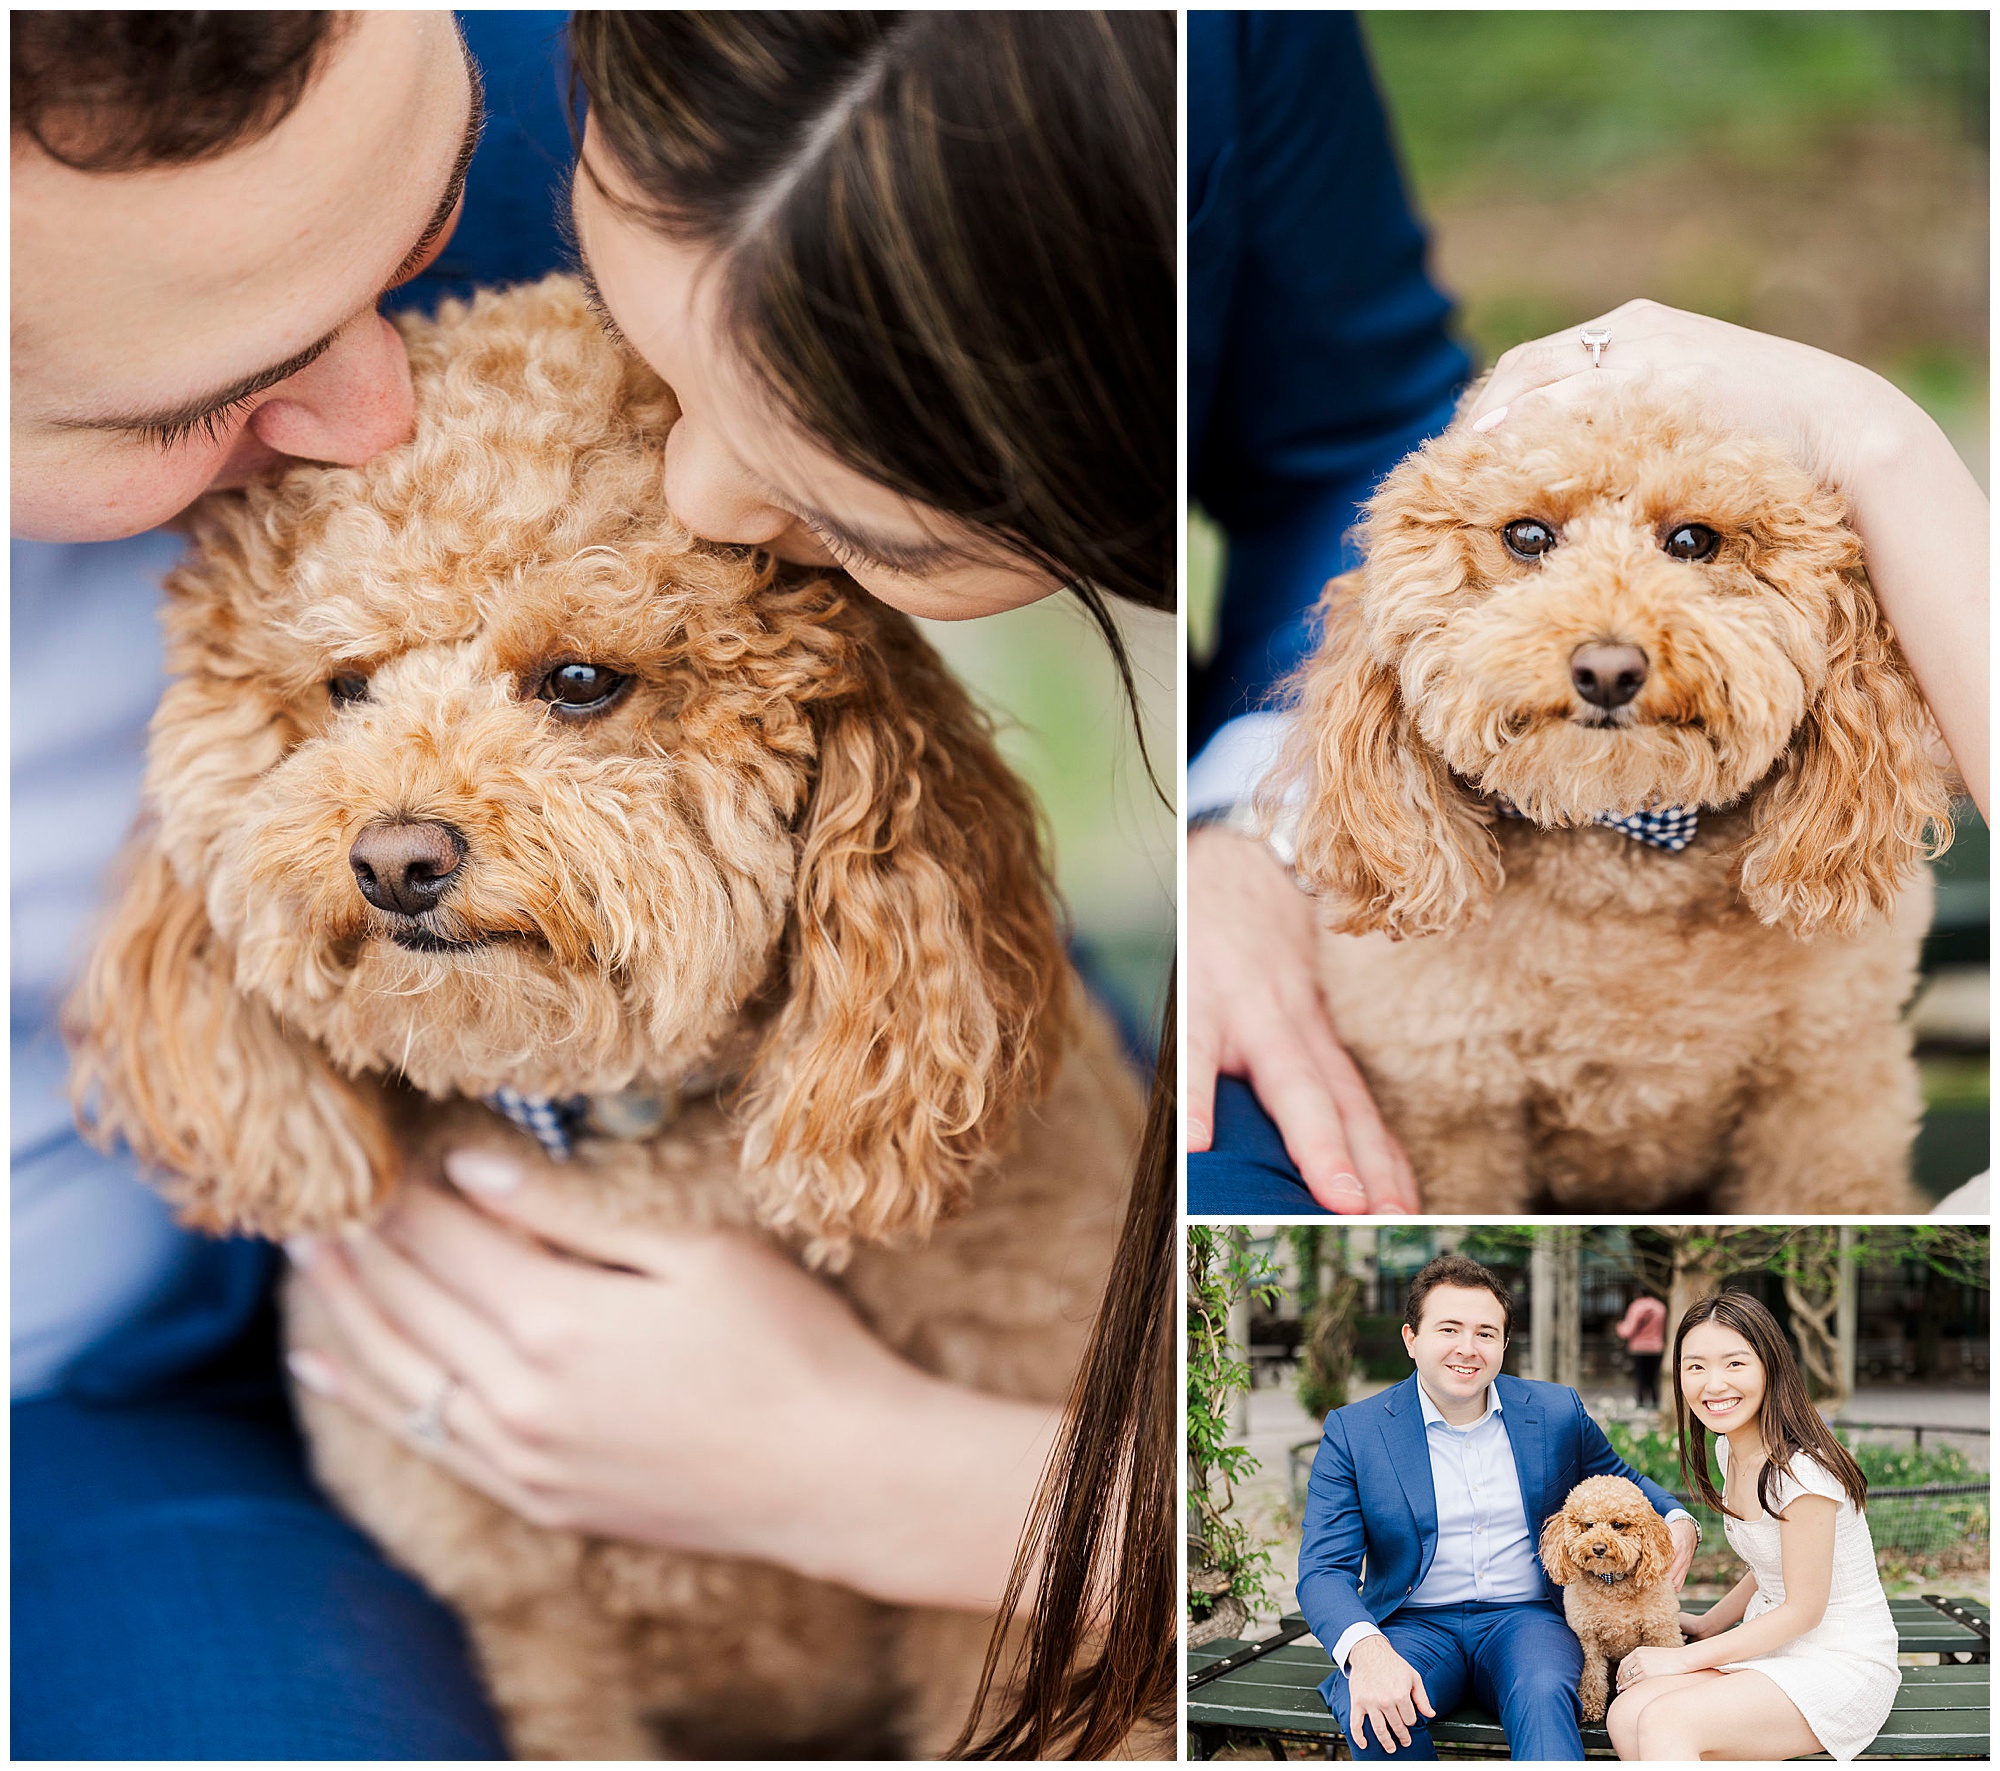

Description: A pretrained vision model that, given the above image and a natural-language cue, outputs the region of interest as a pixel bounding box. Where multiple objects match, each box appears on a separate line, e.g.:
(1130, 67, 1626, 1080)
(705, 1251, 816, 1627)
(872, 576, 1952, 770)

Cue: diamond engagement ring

(1579, 325, 1612, 368)
(407, 1372, 459, 1446)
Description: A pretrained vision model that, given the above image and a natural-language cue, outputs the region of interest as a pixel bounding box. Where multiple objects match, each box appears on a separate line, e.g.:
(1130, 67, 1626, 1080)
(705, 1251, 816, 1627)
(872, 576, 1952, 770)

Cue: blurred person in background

(1615, 1291, 1667, 1410)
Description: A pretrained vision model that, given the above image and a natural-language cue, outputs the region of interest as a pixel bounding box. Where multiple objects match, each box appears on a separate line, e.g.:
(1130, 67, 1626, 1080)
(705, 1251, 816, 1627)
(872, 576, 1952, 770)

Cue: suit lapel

(1498, 1374, 1550, 1527)
(1379, 1375, 1438, 1578)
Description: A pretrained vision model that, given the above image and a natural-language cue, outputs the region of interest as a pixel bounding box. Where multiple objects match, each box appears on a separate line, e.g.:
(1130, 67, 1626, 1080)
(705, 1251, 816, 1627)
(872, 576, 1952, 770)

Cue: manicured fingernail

(1377, 1203, 1410, 1216)
(1470, 405, 1508, 434)
(446, 1148, 522, 1195)
(284, 1235, 318, 1269)
(1328, 1173, 1365, 1201)
(286, 1350, 341, 1397)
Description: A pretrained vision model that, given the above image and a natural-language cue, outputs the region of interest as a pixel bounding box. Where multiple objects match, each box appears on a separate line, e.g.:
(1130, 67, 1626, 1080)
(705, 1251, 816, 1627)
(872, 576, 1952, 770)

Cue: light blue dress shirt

(11, 533, 210, 1397)
(1405, 1381, 1545, 1607)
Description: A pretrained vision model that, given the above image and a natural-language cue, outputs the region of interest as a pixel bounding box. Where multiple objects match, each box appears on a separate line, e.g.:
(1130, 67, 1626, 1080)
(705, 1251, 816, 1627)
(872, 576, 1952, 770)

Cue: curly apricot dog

(1540, 1475, 1683, 1723)
(67, 276, 1142, 1759)
(1279, 389, 1953, 1212)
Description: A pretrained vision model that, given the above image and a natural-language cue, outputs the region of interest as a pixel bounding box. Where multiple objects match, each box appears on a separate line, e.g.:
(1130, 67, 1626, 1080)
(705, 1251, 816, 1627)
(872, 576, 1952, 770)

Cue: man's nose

(659, 419, 793, 548)
(246, 311, 415, 467)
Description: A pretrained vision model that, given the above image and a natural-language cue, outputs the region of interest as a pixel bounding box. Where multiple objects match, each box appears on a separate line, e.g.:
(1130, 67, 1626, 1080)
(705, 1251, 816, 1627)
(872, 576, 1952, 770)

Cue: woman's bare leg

(1633, 1669, 1825, 1761)
(1605, 1670, 1719, 1759)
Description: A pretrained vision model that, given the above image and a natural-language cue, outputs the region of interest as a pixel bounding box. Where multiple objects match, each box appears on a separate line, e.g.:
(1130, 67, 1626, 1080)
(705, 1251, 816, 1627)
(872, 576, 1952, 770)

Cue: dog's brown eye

(537, 662, 630, 716)
(328, 674, 369, 707)
(1663, 523, 1719, 562)
(1502, 519, 1558, 561)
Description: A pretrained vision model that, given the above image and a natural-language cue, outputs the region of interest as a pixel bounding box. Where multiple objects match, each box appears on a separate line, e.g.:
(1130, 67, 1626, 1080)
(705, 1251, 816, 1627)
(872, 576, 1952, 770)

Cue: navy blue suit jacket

(1296, 1375, 1681, 1665)
(1188, 11, 1470, 750)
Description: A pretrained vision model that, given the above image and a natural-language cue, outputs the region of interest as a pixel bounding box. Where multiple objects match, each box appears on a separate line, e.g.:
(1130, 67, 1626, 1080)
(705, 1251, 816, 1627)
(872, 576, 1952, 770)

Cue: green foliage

(1187, 1227, 1283, 1622)
(1289, 1227, 1362, 1422)
(1362, 11, 1986, 204)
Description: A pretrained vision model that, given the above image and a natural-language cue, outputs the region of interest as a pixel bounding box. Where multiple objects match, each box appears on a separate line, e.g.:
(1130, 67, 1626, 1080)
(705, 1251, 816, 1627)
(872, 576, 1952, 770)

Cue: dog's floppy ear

(1633, 1505, 1674, 1588)
(739, 607, 1068, 1261)
(1282, 575, 1502, 938)
(1736, 563, 1953, 935)
(65, 835, 396, 1238)
(1537, 1507, 1578, 1587)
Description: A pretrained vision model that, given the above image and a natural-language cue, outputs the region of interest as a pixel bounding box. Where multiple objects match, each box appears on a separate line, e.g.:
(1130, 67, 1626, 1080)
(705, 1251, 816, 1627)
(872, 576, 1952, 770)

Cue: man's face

(1402, 1283, 1508, 1408)
(11, 11, 478, 542)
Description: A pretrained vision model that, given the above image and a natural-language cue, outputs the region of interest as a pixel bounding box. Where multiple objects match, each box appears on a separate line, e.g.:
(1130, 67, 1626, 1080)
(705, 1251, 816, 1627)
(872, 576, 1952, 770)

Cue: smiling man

(11, 12, 572, 1758)
(1296, 1255, 1699, 1760)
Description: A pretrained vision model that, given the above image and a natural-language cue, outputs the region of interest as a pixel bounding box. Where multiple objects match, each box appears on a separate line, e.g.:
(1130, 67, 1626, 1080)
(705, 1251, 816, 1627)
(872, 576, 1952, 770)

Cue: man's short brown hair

(1404, 1253, 1513, 1341)
(12, 11, 344, 174)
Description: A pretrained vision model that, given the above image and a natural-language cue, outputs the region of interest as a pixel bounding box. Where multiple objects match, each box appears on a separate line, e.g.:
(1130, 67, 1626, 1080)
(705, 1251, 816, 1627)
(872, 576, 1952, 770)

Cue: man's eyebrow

(60, 45, 487, 437)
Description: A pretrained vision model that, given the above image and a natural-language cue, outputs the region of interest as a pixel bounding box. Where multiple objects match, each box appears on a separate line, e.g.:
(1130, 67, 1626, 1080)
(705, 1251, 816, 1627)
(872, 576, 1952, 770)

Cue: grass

(1361, 12, 1987, 203)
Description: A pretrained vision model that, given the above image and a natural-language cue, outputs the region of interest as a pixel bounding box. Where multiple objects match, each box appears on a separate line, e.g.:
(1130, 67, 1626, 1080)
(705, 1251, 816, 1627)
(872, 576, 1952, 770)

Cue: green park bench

(1188, 1598, 1990, 1760)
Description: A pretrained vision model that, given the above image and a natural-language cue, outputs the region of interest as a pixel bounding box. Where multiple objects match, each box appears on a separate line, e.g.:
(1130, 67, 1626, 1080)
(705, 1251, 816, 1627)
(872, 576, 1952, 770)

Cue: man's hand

(1186, 827, 1419, 1213)
(1345, 1633, 1435, 1755)
(1666, 1515, 1698, 1591)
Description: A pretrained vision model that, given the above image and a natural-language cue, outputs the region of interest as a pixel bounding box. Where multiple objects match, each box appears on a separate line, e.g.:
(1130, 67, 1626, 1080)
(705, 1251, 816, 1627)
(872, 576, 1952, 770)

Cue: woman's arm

(1624, 1496, 1837, 1688)
(286, 1161, 1062, 1612)
(1680, 1569, 1758, 1640)
(1466, 299, 1989, 816)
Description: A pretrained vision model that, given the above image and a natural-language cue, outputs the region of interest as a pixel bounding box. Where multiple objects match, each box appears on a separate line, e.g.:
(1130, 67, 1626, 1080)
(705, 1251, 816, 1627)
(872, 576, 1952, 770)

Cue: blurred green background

(1192, 10, 1989, 1195)
(917, 596, 1173, 1045)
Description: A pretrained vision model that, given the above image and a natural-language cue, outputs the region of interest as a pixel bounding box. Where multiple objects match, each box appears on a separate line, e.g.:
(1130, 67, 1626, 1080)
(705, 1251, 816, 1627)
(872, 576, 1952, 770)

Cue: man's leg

(1187, 1077, 1326, 1214)
(1466, 1600, 1587, 1761)
(13, 1388, 507, 1759)
(1323, 1608, 1474, 1762)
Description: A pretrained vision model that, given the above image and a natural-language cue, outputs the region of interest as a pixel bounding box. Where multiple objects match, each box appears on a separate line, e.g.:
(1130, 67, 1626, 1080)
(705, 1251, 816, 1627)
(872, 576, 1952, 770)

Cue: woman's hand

(1616, 1644, 1696, 1691)
(1185, 828, 1419, 1213)
(1463, 297, 1988, 813)
(284, 1153, 1061, 1612)
(1677, 1610, 1716, 1642)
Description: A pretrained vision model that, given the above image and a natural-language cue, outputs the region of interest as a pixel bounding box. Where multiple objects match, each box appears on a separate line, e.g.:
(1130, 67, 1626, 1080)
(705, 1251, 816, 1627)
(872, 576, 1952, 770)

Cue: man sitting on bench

(1297, 1255, 1698, 1759)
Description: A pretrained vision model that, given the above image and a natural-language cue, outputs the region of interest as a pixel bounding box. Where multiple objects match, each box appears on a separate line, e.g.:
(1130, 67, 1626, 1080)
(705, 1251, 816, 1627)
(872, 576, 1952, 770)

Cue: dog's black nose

(1570, 642, 1649, 709)
(350, 820, 466, 916)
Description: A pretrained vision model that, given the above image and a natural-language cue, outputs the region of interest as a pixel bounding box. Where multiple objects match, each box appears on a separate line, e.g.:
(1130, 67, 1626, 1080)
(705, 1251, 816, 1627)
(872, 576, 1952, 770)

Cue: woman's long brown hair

(572, 15, 1175, 1754)
(1673, 1290, 1869, 1520)
(954, 984, 1174, 1758)
(569, 12, 1173, 734)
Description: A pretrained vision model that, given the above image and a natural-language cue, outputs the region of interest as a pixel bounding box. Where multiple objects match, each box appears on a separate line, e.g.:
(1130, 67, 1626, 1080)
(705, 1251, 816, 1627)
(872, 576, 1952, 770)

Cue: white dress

(1714, 1440, 1902, 1761)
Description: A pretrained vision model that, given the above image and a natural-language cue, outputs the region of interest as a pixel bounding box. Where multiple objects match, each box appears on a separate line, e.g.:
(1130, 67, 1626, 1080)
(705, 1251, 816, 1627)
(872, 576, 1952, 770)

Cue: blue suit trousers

(1326, 1600, 1585, 1761)
(12, 1379, 506, 1758)
(1186, 1077, 1326, 1214)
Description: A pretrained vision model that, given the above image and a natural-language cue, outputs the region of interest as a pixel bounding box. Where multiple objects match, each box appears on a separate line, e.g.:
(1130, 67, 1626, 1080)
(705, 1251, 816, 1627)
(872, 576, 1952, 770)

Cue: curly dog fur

(1540, 1475, 1683, 1723)
(67, 276, 1142, 1758)
(1280, 390, 1953, 1212)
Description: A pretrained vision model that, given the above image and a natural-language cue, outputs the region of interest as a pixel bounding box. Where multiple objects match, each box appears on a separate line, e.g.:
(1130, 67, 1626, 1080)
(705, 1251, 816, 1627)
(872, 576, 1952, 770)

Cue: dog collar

(484, 1078, 709, 1162)
(1492, 797, 1698, 854)
(1589, 1569, 1630, 1585)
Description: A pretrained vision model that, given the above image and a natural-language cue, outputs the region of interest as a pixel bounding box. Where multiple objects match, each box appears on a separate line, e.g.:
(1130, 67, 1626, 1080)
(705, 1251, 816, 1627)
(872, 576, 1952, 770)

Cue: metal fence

(1672, 1483, 1992, 1581)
